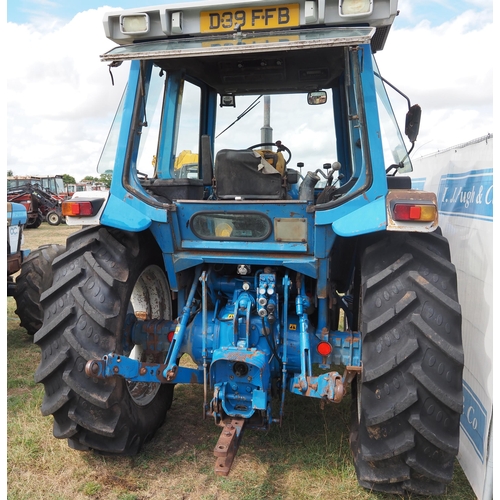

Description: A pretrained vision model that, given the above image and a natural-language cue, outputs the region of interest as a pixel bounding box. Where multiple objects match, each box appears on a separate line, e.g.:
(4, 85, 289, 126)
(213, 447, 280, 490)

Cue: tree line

(61, 173, 112, 189)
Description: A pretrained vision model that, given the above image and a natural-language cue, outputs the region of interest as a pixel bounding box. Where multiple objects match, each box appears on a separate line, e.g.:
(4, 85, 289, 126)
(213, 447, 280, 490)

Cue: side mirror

(405, 104, 421, 143)
(307, 91, 327, 105)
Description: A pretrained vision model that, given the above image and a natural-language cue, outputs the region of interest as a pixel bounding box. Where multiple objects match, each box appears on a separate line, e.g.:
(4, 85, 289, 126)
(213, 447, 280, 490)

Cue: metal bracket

(85, 353, 204, 384)
(213, 418, 245, 476)
(342, 365, 362, 385)
(290, 371, 344, 402)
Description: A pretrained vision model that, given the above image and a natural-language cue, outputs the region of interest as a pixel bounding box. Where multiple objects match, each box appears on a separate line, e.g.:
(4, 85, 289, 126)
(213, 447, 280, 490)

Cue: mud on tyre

(34, 225, 174, 454)
(350, 231, 463, 496)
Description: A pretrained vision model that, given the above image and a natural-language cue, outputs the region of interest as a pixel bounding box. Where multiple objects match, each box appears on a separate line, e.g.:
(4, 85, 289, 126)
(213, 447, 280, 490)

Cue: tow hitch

(214, 418, 246, 476)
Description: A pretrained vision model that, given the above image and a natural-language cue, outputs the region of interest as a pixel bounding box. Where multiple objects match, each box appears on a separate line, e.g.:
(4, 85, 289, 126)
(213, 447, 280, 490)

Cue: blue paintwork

(332, 196, 386, 236)
(8, 202, 28, 226)
(94, 352, 204, 384)
(101, 193, 152, 231)
(315, 46, 387, 227)
(96, 271, 362, 424)
(101, 61, 169, 229)
(90, 35, 414, 431)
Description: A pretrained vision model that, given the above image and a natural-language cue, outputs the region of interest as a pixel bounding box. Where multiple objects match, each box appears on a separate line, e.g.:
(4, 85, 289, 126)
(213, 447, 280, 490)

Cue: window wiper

(216, 95, 262, 138)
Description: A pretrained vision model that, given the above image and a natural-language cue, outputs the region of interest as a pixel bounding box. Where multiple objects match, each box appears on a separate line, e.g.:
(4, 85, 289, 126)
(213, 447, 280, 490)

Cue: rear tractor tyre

(14, 243, 66, 335)
(26, 214, 42, 229)
(351, 231, 463, 496)
(47, 211, 62, 226)
(34, 225, 174, 455)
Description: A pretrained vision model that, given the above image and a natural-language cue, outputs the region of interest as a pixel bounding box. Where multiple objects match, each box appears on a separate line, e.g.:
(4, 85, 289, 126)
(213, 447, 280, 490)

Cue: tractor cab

(94, 0, 421, 222)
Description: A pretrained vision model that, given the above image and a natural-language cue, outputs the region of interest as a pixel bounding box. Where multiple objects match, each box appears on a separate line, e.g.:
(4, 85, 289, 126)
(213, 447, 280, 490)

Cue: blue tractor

(35, 0, 463, 495)
(7, 201, 29, 295)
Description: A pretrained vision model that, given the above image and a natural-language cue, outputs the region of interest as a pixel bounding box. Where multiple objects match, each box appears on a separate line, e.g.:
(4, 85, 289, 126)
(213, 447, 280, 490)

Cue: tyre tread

(351, 231, 463, 494)
(34, 226, 173, 456)
(14, 243, 66, 335)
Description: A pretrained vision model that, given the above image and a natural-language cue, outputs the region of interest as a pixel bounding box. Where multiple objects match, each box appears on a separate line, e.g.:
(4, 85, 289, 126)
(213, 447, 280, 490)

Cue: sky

(5, 0, 494, 183)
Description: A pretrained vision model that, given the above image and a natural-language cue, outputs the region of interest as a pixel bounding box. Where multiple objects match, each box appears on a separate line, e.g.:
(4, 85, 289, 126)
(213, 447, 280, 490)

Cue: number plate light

(171, 12, 183, 34)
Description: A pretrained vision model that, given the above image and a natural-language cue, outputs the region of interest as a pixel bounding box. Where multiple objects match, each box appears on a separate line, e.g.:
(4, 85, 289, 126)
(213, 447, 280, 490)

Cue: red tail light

(392, 203, 436, 222)
(62, 198, 105, 217)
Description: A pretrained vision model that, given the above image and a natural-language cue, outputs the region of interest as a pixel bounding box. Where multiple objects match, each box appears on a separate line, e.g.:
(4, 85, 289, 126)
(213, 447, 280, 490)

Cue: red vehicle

(7, 175, 68, 227)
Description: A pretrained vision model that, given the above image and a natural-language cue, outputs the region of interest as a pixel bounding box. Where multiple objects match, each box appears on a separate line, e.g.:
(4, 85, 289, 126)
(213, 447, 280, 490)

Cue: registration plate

(200, 4, 300, 33)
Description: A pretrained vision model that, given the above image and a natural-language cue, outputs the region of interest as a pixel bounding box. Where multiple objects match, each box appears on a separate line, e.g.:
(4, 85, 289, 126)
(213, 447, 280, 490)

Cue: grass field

(6, 223, 476, 500)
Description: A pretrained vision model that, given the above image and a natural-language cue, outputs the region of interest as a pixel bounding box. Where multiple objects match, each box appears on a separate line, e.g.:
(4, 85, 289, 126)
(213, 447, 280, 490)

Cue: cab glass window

(173, 81, 201, 179)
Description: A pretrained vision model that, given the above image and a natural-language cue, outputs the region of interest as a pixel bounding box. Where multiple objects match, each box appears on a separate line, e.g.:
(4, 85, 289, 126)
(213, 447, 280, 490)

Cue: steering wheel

(247, 141, 292, 166)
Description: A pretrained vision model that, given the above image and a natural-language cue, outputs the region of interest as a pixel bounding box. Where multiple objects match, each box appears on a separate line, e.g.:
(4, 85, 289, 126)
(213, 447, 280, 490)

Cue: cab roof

(103, 0, 398, 52)
(101, 26, 373, 94)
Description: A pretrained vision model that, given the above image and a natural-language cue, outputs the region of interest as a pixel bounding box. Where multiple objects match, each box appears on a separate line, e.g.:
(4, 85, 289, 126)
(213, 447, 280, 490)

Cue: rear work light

(62, 198, 105, 217)
(392, 203, 437, 222)
(120, 13, 149, 35)
(339, 0, 373, 17)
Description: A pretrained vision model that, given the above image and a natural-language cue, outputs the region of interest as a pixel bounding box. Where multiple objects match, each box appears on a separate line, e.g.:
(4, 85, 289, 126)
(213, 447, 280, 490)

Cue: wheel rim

(126, 264, 171, 406)
(48, 213, 59, 224)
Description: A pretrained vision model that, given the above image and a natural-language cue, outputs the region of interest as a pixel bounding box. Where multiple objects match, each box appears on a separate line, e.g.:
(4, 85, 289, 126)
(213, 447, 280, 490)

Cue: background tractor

(7, 175, 67, 227)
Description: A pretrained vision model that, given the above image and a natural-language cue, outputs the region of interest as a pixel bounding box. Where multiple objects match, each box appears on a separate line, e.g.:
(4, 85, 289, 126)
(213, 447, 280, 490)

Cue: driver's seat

(214, 149, 285, 200)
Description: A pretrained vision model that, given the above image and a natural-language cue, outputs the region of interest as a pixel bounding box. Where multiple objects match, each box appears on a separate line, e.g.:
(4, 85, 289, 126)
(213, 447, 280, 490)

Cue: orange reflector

(317, 341, 332, 357)
(62, 200, 94, 216)
(167, 331, 175, 343)
(393, 203, 436, 222)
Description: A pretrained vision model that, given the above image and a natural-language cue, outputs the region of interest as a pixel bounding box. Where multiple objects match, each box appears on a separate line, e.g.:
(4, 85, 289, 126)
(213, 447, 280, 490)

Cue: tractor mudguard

(100, 192, 152, 231)
(332, 197, 386, 237)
